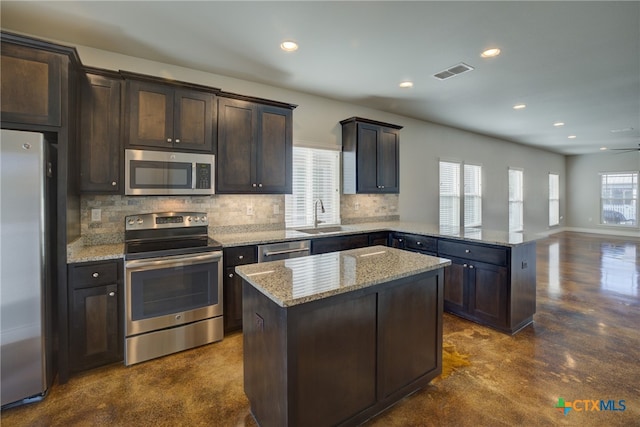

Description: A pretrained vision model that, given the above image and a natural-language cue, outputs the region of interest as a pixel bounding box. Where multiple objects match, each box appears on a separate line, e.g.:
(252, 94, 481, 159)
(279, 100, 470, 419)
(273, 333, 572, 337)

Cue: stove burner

(124, 212, 222, 260)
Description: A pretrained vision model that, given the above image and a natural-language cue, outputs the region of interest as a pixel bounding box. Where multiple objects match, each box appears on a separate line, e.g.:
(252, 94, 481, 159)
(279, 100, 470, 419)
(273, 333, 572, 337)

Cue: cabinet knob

(252, 183, 257, 187)
(92, 272, 99, 278)
(228, 273, 234, 278)
(175, 139, 180, 143)
(469, 265, 475, 269)
(258, 183, 263, 188)
(111, 181, 117, 186)
(167, 138, 172, 143)
(238, 255, 244, 260)
(381, 185, 385, 189)
(398, 239, 403, 242)
(108, 291, 116, 297)
(463, 264, 468, 268)
(417, 241, 422, 245)
(465, 249, 471, 253)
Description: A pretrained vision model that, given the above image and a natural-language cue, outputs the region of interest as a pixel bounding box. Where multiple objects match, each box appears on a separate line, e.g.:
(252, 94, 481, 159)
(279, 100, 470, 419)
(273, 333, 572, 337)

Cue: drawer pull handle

(417, 241, 422, 245)
(108, 291, 116, 297)
(92, 272, 99, 278)
(175, 139, 180, 143)
(111, 181, 117, 186)
(238, 255, 244, 260)
(465, 249, 471, 253)
(228, 273, 234, 278)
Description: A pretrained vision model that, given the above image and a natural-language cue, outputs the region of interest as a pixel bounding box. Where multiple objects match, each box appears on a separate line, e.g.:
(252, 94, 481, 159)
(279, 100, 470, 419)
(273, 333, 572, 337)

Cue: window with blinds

(464, 164, 482, 228)
(509, 168, 524, 232)
(600, 172, 638, 226)
(285, 146, 340, 228)
(440, 161, 482, 228)
(549, 173, 560, 226)
(439, 161, 460, 228)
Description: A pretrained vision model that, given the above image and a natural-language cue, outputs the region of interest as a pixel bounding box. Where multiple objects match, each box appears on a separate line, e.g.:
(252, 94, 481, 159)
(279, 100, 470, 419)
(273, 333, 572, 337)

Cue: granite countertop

(212, 221, 541, 248)
(235, 245, 451, 307)
(66, 221, 541, 264)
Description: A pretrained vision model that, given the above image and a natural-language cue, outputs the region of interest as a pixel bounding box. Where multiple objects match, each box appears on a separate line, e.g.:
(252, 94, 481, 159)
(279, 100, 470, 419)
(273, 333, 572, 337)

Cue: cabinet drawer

(404, 234, 437, 253)
(438, 240, 507, 266)
(224, 245, 257, 268)
(69, 261, 118, 287)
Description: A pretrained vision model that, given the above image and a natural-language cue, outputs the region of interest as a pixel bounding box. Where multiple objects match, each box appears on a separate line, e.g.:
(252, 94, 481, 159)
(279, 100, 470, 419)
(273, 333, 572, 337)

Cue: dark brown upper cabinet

(341, 117, 402, 194)
(124, 75, 216, 153)
(1, 40, 63, 127)
(216, 95, 294, 194)
(80, 69, 122, 193)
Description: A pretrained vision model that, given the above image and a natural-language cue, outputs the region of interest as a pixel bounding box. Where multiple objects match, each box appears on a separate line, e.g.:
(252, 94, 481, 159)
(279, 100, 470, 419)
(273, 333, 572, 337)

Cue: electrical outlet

(354, 202, 360, 211)
(91, 208, 101, 222)
(246, 204, 254, 216)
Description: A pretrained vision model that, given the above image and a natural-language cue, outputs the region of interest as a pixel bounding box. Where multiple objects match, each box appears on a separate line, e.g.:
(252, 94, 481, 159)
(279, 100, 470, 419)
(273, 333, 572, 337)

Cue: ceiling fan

(608, 143, 640, 153)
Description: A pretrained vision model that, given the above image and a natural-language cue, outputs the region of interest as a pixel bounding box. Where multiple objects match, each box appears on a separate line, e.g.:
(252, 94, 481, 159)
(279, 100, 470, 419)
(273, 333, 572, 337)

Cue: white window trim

(509, 168, 524, 232)
(599, 171, 638, 228)
(549, 173, 560, 227)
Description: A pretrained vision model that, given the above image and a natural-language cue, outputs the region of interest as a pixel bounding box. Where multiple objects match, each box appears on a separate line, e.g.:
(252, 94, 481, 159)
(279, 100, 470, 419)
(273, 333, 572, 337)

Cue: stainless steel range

(124, 212, 223, 365)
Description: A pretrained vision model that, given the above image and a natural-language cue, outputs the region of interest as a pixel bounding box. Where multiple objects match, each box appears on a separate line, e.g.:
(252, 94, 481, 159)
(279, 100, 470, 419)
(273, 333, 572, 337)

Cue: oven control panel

(125, 212, 209, 230)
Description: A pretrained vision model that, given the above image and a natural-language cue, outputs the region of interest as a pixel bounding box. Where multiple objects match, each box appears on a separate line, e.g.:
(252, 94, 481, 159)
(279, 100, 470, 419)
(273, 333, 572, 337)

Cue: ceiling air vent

(433, 62, 475, 80)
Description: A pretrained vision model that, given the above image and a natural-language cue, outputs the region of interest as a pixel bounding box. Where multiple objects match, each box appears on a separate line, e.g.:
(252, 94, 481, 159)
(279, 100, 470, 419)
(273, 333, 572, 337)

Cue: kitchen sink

(294, 226, 349, 235)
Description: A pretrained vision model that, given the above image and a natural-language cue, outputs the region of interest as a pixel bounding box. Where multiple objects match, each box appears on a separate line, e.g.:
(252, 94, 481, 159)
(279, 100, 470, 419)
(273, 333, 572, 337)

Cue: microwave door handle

(192, 162, 197, 189)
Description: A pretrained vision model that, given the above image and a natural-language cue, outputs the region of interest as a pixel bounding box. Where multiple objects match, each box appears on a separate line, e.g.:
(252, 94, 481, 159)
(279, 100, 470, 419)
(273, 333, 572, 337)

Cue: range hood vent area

(433, 62, 475, 80)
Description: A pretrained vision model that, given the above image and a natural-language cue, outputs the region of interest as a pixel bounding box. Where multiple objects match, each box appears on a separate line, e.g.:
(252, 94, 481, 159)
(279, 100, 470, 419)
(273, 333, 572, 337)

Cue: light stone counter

(235, 245, 451, 307)
(67, 238, 124, 263)
(212, 221, 541, 248)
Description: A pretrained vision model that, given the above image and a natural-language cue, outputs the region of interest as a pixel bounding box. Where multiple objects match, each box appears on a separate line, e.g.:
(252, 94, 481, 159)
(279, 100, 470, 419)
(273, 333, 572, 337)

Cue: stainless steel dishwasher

(257, 240, 311, 262)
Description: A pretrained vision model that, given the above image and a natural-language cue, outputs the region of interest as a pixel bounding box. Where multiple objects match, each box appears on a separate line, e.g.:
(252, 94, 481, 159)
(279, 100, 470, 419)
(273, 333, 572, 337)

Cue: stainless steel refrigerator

(1, 129, 54, 408)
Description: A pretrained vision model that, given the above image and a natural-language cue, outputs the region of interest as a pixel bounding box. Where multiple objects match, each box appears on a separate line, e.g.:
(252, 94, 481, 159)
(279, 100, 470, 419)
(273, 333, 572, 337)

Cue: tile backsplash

(81, 193, 399, 245)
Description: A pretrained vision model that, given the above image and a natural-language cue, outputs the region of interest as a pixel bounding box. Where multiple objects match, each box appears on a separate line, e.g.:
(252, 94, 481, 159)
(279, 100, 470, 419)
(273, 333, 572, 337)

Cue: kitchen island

(235, 246, 451, 427)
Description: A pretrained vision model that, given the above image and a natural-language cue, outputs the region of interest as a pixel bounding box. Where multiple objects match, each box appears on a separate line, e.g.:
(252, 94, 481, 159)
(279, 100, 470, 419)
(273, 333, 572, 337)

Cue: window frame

(439, 159, 482, 229)
(549, 173, 560, 227)
(599, 171, 638, 227)
(285, 145, 341, 229)
(509, 168, 524, 232)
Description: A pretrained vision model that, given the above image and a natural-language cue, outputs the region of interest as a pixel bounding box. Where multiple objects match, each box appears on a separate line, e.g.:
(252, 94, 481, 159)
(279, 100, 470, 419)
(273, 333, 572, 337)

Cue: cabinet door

(368, 231, 390, 246)
(311, 234, 369, 255)
(70, 283, 121, 371)
(173, 89, 214, 152)
(216, 97, 257, 193)
(256, 105, 292, 193)
(1, 42, 62, 126)
(443, 258, 467, 315)
(356, 123, 380, 193)
(127, 80, 174, 148)
(467, 261, 508, 328)
(80, 73, 122, 193)
(378, 127, 399, 193)
(224, 267, 243, 333)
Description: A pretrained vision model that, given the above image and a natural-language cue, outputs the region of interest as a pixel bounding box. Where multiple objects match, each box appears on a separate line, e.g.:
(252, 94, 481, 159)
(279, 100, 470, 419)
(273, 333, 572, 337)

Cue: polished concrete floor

(2, 232, 639, 426)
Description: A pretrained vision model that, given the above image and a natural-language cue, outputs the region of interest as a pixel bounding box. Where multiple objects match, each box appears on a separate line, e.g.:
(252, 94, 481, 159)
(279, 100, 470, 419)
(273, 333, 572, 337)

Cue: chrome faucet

(314, 199, 325, 228)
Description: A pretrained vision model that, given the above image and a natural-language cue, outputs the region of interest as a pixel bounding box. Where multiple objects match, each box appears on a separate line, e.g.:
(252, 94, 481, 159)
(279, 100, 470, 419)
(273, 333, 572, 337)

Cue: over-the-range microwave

(125, 149, 215, 196)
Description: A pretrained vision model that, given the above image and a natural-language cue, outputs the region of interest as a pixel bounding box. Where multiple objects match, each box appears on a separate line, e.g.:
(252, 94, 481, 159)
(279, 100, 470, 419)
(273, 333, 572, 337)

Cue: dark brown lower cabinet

(68, 260, 123, 372)
(242, 269, 444, 427)
(223, 245, 257, 333)
(310, 233, 369, 255)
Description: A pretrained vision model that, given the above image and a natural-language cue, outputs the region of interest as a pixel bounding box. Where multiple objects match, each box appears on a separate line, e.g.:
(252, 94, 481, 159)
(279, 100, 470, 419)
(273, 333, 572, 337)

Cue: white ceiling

(2, 1, 639, 155)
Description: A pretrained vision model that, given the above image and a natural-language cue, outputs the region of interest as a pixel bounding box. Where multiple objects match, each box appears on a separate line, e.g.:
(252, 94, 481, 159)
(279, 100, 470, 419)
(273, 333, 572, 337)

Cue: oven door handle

(125, 251, 222, 269)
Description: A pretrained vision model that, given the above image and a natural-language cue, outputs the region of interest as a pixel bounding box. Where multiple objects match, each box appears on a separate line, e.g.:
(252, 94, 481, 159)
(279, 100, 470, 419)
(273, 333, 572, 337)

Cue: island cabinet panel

(242, 268, 444, 427)
(0, 42, 62, 127)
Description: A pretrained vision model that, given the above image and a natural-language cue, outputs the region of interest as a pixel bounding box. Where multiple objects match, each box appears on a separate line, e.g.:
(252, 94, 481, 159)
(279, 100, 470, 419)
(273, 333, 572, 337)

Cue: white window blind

(509, 168, 524, 232)
(285, 147, 340, 228)
(600, 172, 638, 226)
(549, 173, 560, 226)
(439, 161, 460, 228)
(464, 164, 482, 228)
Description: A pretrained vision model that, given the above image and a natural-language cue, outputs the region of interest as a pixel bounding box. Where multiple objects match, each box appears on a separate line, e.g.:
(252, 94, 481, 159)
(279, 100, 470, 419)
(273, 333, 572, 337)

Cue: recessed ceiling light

(513, 104, 526, 110)
(399, 81, 414, 88)
(568, 135, 577, 139)
(280, 40, 298, 52)
(553, 122, 565, 127)
(600, 147, 608, 151)
(481, 48, 501, 58)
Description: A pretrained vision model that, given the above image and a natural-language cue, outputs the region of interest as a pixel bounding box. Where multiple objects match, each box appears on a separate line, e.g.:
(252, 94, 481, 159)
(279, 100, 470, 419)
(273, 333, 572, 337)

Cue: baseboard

(562, 226, 640, 239)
